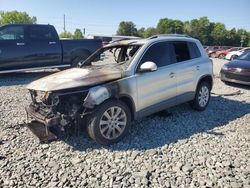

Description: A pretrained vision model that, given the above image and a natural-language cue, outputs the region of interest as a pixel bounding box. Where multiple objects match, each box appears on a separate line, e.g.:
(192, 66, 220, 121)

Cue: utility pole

(83, 28, 86, 37)
(63, 14, 66, 33)
(240, 33, 246, 47)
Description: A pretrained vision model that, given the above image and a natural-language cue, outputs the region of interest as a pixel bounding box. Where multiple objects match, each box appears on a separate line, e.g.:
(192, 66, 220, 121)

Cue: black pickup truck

(0, 24, 102, 73)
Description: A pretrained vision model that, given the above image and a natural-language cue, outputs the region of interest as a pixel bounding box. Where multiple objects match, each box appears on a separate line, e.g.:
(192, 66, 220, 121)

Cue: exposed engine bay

(25, 86, 112, 142)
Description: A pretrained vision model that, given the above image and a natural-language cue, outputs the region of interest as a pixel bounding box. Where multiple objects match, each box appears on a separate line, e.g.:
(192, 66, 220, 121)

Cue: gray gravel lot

(0, 59, 249, 187)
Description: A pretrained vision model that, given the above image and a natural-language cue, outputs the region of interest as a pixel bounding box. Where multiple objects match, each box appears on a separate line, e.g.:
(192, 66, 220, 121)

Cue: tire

(86, 100, 131, 145)
(189, 82, 211, 111)
(231, 55, 238, 61)
(219, 54, 225, 59)
(71, 57, 83, 67)
(211, 53, 216, 58)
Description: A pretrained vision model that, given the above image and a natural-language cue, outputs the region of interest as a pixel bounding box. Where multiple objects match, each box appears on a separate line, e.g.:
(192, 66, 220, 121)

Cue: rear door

(172, 41, 201, 102)
(26, 25, 61, 68)
(0, 25, 30, 71)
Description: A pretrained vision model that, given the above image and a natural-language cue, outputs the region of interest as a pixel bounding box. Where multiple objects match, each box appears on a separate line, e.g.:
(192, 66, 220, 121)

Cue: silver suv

(26, 35, 213, 145)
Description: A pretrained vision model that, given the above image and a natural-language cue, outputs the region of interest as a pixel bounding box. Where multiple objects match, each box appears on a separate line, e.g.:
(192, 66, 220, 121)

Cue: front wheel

(87, 100, 131, 145)
(231, 55, 238, 61)
(189, 82, 211, 111)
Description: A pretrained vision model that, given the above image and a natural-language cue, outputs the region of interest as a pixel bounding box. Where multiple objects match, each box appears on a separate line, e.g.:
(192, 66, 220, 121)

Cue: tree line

(117, 17, 250, 47)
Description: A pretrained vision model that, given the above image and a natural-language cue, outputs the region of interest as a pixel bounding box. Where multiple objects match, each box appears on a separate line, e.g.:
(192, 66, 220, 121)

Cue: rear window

(173, 41, 190, 62)
(188, 42, 201, 59)
(28, 26, 56, 41)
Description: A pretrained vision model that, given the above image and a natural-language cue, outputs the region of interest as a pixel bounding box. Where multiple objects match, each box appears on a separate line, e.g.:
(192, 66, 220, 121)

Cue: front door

(135, 41, 177, 116)
(0, 25, 30, 71)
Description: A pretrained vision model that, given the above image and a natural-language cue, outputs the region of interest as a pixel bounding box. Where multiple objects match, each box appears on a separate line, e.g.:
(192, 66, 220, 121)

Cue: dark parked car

(220, 51, 250, 85)
(0, 24, 102, 73)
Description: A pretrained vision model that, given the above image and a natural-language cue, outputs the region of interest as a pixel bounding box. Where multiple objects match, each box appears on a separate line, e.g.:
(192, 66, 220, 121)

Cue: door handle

(196, 65, 200, 70)
(16, 43, 25, 46)
(169, 72, 175, 78)
(49, 41, 56, 45)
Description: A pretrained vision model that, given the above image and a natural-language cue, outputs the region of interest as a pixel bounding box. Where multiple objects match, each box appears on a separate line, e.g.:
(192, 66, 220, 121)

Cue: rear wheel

(71, 56, 84, 67)
(219, 54, 225, 59)
(211, 53, 216, 58)
(189, 82, 211, 111)
(87, 100, 131, 145)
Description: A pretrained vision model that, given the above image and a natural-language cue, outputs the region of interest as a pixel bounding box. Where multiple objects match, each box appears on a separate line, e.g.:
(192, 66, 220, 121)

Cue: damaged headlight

(83, 86, 111, 108)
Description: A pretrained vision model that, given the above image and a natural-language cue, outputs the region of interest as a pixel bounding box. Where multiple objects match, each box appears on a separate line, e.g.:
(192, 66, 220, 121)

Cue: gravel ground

(0, 59, 249, 188)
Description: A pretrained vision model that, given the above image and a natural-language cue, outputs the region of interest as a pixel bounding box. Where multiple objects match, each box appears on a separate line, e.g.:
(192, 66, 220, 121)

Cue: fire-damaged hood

(27, 67, 123, 91)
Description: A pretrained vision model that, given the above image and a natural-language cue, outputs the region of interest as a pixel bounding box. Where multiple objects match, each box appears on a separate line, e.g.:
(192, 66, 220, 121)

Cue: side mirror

(139, 61, 157, 72)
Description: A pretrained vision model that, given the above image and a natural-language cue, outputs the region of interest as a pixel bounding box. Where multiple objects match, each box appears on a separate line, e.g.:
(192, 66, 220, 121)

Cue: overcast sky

(1, 0, 249, 35)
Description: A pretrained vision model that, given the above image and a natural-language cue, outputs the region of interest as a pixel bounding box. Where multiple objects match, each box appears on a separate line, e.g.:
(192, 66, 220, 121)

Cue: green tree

(144, 27, 158, 38)
(211, 22, 227, 45)
(225, 28, 239, 46)
(248, 32, 250, 46)
(59, 32, 73, 38)
(157, 18, 184, 34)
(137, 27, 145, 38)
(0, 10, 36, 25)
(73, 29, 83, 39)
(116, 21, 138, 36)
(184, 17, 213, 45)
(236, 29, 249, 47)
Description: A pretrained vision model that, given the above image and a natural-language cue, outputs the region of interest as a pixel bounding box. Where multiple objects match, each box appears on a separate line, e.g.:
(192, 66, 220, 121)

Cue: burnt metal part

(26, 121, 57, 143)
(26, 88, 92, 142)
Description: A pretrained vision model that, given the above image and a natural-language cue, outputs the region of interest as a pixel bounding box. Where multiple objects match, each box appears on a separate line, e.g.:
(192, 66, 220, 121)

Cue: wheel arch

(117, 95, 136, 121)
(196, 75, 213, 91)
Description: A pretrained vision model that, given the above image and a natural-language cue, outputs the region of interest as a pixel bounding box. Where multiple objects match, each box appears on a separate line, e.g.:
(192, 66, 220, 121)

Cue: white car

(225, 47, 250, 60)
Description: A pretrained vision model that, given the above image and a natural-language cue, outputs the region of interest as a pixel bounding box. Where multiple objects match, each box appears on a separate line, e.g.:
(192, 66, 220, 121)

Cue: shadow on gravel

(0, 71, 57, 86)
(63, 95, 250, 151)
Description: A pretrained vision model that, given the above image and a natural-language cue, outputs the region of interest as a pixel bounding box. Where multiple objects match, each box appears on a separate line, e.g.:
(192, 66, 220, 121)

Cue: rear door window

(0, 26, 24, 40)
(140, 42, 174, 68)
(28, 26, 56, 41)
(172, 41, 191, 62)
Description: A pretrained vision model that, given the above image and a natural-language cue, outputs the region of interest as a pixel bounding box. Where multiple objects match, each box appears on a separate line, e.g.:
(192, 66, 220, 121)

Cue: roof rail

(148, 34, 191, 40)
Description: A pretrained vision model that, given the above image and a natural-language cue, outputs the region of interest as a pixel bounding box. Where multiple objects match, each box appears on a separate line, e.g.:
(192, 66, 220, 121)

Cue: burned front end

(25, 85, 112, 142)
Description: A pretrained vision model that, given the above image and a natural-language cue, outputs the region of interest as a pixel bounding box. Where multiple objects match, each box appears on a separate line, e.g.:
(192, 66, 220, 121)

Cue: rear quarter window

(187, 42, 201, 59)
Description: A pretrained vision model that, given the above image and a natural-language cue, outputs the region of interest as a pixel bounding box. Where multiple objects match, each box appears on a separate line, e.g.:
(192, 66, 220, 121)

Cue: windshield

(238, 51, 250, 61)
(81, 44, 141, 68)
